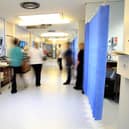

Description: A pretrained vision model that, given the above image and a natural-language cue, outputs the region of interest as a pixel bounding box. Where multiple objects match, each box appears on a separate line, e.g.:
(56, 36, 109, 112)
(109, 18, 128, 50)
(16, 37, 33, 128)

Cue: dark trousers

(11, 67, 22, 93)
(65, 66, 71, 83)
(75, 65, 83, 89)
(32, 64, 42, 86)
(57, 58, 63, 70)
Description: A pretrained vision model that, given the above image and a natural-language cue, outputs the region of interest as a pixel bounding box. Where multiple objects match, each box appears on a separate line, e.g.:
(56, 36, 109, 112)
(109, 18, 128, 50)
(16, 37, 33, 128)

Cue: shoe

(24, 85, 28, 88)
(11, 90, 17, 94)
(82, 90, 84, 94)
(73, 86, 82, 90)
(63, 82, 70, 85)
(36, 84, 41, 87)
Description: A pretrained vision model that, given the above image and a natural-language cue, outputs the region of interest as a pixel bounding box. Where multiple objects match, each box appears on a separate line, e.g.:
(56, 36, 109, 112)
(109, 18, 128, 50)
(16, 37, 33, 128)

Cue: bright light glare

(18, 13, 70, 26)
(41, 32, 69, 37)
(48, 38, 68, 41)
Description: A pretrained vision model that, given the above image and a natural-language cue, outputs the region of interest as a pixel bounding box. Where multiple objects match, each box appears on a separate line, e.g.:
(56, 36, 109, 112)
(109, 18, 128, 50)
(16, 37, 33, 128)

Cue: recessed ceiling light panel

(18, 13, 70, 26)
(20, 2, 40, 9)
(41, 32, 69, 37)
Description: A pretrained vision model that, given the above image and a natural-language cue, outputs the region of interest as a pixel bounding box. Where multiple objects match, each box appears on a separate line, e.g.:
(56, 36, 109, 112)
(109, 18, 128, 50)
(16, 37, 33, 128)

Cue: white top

(57, 47, 63, 58)
(29, 47, 43, 65)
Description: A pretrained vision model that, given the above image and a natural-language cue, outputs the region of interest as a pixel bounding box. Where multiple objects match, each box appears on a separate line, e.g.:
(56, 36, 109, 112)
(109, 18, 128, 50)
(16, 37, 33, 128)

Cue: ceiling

(0, 0, 123, 39)
(0, 0, 86, 21)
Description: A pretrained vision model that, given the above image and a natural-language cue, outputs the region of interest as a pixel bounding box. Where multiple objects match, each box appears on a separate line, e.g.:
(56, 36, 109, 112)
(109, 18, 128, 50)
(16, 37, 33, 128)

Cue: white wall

(109, 2, 124, 51)
(85, 1, 124, 51)
(5, 21, 15, 55)
(0, 18, 6, 56)
(0, 18, 5, 36)
(15, 25, 30, 44)
(5, 22, 31, 55)
(5, 21, 15, 36)
(30, 33, 41, 47)
(4, 21, 42, 54)
(118, 0, 129, 129)
(118, 77, 129, 129)
(78, 20, 85, 43)
(123, 0, 129, 54)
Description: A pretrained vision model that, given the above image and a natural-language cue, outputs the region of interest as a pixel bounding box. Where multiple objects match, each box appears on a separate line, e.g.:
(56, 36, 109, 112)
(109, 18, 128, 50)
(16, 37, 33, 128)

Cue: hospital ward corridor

(0, 0, 128, 129)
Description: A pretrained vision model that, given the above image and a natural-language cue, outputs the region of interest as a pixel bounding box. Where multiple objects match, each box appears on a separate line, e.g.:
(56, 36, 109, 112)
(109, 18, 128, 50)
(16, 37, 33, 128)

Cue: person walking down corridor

(9, 38, 24, 94)
(29, 42, 43, 87)
(63, 42, 73, 85)
(57, 44, 63, 71)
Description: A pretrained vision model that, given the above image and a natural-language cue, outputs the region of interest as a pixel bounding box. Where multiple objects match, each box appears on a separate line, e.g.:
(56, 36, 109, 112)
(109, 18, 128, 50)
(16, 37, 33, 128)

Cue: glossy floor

(0, 59, 106, 129)
(102, 99, 118, 129)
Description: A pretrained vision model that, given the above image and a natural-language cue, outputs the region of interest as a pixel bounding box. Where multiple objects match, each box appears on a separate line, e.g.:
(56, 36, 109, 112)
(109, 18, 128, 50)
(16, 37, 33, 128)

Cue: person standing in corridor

(29, 42, 43, 87)
(63, 42, 73, 85)
(74, 43, 84, 93)
(57, 44, 63, 71)
(9, 38, 24, 94)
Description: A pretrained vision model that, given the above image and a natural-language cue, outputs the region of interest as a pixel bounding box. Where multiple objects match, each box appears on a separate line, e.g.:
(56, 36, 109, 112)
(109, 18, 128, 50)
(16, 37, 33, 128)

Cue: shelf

(112, 51, 129, 55)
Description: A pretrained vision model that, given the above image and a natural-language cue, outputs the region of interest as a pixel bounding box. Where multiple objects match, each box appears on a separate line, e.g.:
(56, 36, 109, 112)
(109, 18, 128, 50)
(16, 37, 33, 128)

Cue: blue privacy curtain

(83, 23, 89, 95)
(83, 5, 109, 120)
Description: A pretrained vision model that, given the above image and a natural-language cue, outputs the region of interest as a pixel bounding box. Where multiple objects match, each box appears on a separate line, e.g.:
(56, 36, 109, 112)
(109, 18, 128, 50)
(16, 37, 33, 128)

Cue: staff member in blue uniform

(9, 38, 24, 94)
(63, 42, 73, 85)
(74, 43, 84, 93)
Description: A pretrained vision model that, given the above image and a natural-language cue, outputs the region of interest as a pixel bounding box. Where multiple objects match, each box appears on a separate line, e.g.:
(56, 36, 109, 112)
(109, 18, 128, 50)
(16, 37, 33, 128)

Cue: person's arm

(18, 48, 24, 61)
(57, 48, 61, 58)
(39, 48, 45, 59)
(62, 50, 66, 59)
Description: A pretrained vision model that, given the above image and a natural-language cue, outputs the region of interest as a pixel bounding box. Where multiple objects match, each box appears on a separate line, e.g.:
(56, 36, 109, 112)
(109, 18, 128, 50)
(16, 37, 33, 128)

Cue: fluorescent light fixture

(48, 38, 68, 41)
(35, 38, 40, 42)
(18, 13, 70, 26)
(41, 32, 69, 37)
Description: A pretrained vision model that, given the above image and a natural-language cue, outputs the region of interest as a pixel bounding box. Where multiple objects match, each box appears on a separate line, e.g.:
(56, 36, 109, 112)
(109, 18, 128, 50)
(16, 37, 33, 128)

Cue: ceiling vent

(20, 2, 40, 9)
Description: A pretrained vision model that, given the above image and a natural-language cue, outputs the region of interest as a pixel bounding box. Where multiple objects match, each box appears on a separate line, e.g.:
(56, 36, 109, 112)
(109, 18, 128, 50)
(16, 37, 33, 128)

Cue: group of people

(9, 38, 84, 94)
(57, 42, 84, 93)
(9, 38, 43, 94)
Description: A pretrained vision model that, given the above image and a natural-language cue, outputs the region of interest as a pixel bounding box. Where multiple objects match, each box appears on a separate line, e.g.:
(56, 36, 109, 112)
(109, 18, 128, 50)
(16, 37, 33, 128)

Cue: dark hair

(13, 38, 19, 45)
(66, 41, 71, 47)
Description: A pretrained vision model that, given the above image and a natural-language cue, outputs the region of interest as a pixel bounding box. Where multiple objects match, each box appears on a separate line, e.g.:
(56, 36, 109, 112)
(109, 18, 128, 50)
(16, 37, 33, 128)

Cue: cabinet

(117, 55, 129, 79)
(117, 54, 129, 129)
(105, 61, 121, 102)
(21, 57, 31, 73)
(0, 66, 12, 87)
(117, 0, 129, 128)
